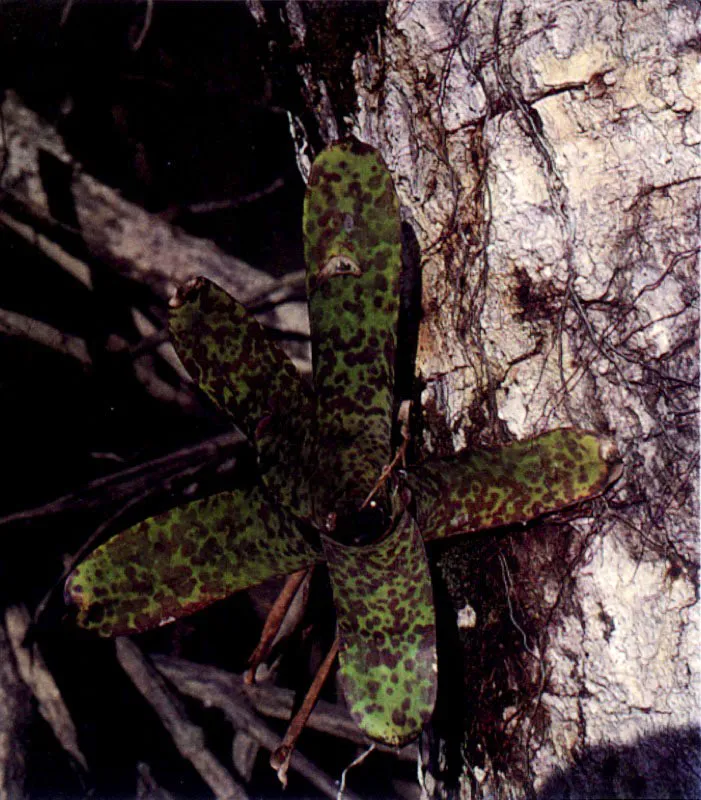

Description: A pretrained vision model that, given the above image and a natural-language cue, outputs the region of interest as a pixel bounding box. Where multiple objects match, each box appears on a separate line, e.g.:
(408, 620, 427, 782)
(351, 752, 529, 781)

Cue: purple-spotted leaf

(169, 277, 315, 520)
(321, 511, 437, 746)
(65, 485, 321, 637)
(304, 139, 402, 522)
(409, 429, 622, 541)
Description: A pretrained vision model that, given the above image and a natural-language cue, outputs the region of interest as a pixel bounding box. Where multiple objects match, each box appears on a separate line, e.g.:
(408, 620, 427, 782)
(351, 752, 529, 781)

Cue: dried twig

(337, 744, 376, 800)
(0, 211, 194, 411)
(1, 91, 276, 304)
(187, 178, 285, 215)
(136, 761, 175, 800)
(116, 638, 247, 800)
(231, 732, 259, 783)
(152, 655, 418, 761)
(244, 0, 267, 26)
(131, 0, 154, 52)
(0, 208, 92, 289)
(360, 401, 412, 511)
(0, 617, 31, 799)
(153, 654, 362, 800)
(270, 637, 340, 786)
(0, 430, 244, 528)
(244, 269, 307, 312)
(5, 604, 87, 771)
(240, 567, 312, 778)
(60, 0, 75, 26)
(245, 567, 311, 684)
(0, 191, 310, 380)
(0, 306, 91, 365)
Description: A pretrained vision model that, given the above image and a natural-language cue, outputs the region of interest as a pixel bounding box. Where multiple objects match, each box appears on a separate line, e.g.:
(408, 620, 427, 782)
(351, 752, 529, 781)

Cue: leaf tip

(600, 435, 623, 474)
(169, 275, 207, 309)
(63, 570, 85, 609)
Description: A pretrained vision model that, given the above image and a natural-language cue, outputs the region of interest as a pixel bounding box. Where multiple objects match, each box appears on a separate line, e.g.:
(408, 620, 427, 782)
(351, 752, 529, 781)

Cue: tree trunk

(262, 0, 700, 796)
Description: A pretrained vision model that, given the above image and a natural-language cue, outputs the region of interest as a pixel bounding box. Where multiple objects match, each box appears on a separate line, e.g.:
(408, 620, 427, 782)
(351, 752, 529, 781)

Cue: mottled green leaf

(64, 141, 625, 754)
(321, 511, 437, 746)
(304, 139, 402, 520)
(65, 486, 321, 637)
(169, 277, 315, 519)
(409, 429, 622, 541)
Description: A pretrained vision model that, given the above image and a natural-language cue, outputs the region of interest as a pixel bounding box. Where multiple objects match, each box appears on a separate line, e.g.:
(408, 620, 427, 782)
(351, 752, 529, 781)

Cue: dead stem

(245, 567, 312, 685)
(270, 636, 340, 787)
(360, 402, 412, 511)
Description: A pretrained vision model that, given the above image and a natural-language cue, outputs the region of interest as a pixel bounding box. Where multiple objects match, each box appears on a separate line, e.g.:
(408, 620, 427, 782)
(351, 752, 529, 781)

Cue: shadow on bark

(536, 726, 701, 800)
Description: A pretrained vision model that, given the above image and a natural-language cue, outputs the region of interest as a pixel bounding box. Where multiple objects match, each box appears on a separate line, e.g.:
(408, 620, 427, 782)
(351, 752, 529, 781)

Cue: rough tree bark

(255, 0, 700, 797)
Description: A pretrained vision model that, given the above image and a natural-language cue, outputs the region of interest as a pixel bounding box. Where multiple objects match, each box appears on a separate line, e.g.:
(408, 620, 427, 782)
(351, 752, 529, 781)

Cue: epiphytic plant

(65, 139, 621, 748)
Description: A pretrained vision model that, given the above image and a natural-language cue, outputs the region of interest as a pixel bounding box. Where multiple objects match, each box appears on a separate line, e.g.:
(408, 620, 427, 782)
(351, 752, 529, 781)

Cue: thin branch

(187, 177, 285, 215)
(244, 0, 267, 26)
(60, 0, 75, 26)
(1, 91, 277, 304)
(0, 209, 195, 409)
(131, 0, 154, 52)
(5, 605, 87, 771)
(0, 307, 91, 365)
(0, 617, 31, 799)
(0, 99, 8, 187)
(360, 404, 411, 511)
(0, 298, 196, 410)
(244, 269, 307, 313)
(337, 745, 375, 800)
(0, 208, 89, 290)
(152, 655, 418, 761)
(0, 430, 244, 528)
(270, 636, 340, 787)
(245, 567, 311, 685)
(231, 731, 259, 783)
(153, 655, 363, 800)
(136, 762, 175, 800)
(116, 639, 247, 800)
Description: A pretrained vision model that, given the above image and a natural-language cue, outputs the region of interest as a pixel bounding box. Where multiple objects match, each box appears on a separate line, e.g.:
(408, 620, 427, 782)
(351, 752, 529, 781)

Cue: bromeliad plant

(65, 140, 621, 747)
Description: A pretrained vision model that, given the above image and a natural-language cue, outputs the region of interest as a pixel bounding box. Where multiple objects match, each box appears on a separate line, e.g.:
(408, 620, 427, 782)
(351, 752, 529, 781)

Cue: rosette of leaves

(65, 140, 621, 747)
